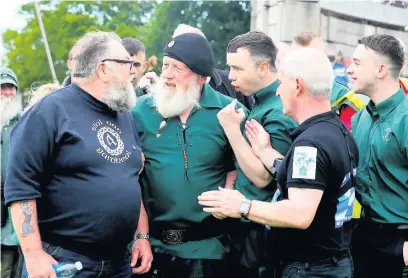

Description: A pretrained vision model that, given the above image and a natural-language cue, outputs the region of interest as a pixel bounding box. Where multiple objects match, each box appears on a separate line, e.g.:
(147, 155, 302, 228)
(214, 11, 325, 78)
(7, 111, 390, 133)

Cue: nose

(228, 70, 235, 82)
(346, 65, 353, 76)
(162, 67, 175, 80)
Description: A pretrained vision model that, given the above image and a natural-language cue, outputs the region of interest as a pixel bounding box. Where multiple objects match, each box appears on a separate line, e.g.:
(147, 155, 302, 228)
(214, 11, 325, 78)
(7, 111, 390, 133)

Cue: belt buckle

(161, 229, 186, 245)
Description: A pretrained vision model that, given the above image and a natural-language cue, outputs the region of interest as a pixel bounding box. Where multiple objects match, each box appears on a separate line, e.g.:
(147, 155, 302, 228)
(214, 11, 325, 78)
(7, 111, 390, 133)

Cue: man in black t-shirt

(5, 31, 152, 278)
(198, 48, 359, 278)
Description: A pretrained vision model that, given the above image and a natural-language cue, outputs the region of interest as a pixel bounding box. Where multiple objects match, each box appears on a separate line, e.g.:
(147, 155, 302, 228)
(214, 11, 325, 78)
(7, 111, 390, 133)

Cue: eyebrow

(228, 64, 245, 70)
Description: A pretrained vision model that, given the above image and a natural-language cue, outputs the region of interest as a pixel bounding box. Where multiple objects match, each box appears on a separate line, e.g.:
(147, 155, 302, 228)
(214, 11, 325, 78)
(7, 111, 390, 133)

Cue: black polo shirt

(268, 108, 359, 262)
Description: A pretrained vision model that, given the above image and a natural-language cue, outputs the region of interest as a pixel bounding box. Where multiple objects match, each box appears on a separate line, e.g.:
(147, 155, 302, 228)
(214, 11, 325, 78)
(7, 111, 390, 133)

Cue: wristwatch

(134, 233, 150, 241)
(238, 199, 252, 217)
(264, 158, 283, 178)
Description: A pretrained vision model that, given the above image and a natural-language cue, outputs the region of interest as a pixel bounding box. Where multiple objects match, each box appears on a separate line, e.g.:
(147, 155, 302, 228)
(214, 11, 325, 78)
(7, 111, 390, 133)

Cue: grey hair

(172, 24, 206, 38)
(73, 31, 122, 80)
(281, 48, 334, 98)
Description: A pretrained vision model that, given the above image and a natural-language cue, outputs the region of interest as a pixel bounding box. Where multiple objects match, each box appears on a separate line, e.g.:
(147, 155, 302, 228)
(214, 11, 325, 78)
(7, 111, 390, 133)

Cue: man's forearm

(225, 127, 271, 188)
(136, 201, 149, 234)
(247, 200, 309, 229)
(10, 200, 43, 254)
(225, 170, 237, 189)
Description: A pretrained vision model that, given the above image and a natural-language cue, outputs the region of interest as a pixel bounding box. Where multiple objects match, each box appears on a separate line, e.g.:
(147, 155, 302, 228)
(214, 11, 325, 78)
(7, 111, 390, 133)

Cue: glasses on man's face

(102, 59, 134, 71)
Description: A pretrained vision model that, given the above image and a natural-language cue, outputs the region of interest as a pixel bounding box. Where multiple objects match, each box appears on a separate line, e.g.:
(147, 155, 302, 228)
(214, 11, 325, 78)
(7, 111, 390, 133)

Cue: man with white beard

(131, 33, 245, 278)
(5, 31, 152, 278)
(1, 67, 23, 278)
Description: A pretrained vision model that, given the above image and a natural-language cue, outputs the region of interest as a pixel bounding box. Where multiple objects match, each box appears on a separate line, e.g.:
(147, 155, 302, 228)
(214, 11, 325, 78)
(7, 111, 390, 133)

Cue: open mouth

(165, 82, 176, 88)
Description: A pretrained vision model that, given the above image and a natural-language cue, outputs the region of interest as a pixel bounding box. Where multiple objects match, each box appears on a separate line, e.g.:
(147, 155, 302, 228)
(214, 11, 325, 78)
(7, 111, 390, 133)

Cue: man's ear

(96, 62, 110, 83)
(259, 62, 269, 78)
(295, 77, 304, 97)
(376, 64, 387, 79)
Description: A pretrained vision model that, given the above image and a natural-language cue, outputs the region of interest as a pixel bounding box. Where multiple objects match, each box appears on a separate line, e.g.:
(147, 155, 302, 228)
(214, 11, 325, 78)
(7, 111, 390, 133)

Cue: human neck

(368, 80, 400, 105)
(295, 97, 332, 125)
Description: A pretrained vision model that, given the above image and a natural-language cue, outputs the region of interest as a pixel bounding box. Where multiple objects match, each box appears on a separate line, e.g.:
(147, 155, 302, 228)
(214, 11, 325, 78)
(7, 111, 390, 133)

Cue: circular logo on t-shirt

(97, 126, 124, 156)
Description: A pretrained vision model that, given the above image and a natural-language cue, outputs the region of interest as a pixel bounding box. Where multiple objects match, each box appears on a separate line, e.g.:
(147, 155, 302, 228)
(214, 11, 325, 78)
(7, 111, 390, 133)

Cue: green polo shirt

(352, 88, 408, 224)
(234, 80, 297, 202)
(330, 81, 350, 105)
(135, 87, 144, 98)
(131, 83, 246, 259)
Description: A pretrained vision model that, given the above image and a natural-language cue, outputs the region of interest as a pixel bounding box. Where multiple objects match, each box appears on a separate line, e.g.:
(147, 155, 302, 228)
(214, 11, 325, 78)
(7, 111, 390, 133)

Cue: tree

(2, 0, 250, 100)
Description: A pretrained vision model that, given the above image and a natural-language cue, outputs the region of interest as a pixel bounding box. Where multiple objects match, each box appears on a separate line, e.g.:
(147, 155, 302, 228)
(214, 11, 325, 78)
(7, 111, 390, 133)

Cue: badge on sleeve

(292, 146, 317, 180)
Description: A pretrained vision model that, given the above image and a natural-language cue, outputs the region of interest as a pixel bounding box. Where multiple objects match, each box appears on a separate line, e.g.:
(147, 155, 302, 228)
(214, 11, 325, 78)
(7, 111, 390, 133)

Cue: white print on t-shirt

(292, 146, 317, 180)
(92, 119, 131, 164)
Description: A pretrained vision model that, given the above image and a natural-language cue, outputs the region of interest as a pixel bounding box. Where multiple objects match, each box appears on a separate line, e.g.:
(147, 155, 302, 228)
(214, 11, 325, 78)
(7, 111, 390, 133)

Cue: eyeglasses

(102, 59, 134, 71)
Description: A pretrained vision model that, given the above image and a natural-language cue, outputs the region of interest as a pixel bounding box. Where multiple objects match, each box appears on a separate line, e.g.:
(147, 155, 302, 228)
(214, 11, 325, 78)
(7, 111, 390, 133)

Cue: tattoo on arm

(20, 201, 36, 237)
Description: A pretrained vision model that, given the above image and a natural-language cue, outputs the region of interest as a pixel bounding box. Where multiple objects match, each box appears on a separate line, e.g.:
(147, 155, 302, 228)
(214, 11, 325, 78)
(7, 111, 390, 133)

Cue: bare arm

(136, 201, 149, 234)
(10, 200, 42, 254)
(247, 187, 323, 229)
(225, 127, 272, 188)
(224, 170, 237, 189)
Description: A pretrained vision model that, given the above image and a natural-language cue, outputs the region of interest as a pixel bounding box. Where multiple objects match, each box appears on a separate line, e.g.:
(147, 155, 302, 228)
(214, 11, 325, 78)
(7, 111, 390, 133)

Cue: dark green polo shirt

(131, 83, 245, 259)
(1, 116, 19, 186)
(234, 80, 297, 202)
(331, 81, 350, 105)
(352, 88, 408, 224)
(135, 87, 144, 98)
(1, 115, 19, 247)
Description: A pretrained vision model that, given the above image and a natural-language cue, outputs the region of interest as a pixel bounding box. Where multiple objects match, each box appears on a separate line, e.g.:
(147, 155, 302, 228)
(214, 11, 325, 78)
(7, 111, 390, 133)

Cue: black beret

(164, 33, 215, 77)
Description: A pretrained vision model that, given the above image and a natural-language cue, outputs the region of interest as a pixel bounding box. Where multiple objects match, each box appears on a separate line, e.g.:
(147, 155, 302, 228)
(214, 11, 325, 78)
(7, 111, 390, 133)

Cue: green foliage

(2, 0, 250, 96)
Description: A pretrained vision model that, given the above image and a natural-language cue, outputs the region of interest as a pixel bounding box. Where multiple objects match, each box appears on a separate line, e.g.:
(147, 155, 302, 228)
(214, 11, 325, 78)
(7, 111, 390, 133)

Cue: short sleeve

(4, 111, 55, 205)
(263, 112, 296, 156)
(285, 140, 330, 191)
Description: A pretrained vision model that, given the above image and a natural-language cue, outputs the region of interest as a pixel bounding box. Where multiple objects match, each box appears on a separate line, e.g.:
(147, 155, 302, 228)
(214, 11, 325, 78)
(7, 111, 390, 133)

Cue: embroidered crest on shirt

(292, 146, 317, 180)
(382, 128, 391, 142)
(92, 119, 131, 163)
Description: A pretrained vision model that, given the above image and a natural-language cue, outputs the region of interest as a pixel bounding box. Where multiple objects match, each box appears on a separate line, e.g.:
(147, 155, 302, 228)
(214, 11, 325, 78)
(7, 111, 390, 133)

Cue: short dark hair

(293, 32, 318, 47)
(227, 31, 277, 71)
(122, 37, 145, 56)
(358, 34, 405, 79)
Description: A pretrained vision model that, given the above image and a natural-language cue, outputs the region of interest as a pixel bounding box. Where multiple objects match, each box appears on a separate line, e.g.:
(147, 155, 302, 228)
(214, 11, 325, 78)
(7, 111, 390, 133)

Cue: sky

(0, 0, 31, 60)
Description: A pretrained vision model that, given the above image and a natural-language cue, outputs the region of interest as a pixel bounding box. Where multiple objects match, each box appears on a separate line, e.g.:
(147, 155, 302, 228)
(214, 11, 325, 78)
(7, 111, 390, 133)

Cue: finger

(218, 186, 233, 192)
(229, 99, 238, 111)
(236, 108, 245, 117)
(198, 200, 221, 207)
(245, 129, 256, 143)
(147, 261, 153, 272)
(250, 119, 264, 132)
(130, 246, 140, 267)
(200, 190, 221, 196)
(245, 120, 257, 134)
(51, 257, 59, 265)
(198, 195, 221, 202)
(203, 207, 223, 213)
(134, 256, 149, 274)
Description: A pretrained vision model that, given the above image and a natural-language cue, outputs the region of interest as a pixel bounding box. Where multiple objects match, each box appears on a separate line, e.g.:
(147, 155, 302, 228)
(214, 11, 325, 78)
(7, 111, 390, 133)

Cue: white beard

(1, 95, 22, 129)
(101, 75, 137, 113)
(150, 77, 201, 118)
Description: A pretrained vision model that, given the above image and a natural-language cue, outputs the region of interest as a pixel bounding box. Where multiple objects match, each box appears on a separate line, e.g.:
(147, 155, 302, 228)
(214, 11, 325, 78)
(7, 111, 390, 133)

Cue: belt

(150, 225, 225, 245)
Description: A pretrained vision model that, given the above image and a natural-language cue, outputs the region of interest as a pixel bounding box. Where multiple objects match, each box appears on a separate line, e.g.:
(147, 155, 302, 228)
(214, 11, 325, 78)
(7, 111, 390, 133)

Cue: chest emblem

(382, 128, 392, 142)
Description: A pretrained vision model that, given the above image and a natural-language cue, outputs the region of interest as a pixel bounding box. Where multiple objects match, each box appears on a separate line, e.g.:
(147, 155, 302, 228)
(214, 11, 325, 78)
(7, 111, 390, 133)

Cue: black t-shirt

(5, 83, 143, 259)
(269, 109, 359, 262)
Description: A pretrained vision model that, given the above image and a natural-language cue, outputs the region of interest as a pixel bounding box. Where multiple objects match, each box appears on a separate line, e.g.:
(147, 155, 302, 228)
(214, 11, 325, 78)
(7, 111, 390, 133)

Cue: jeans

(272, 254, 353, 278)
(21, 241, 131, 278)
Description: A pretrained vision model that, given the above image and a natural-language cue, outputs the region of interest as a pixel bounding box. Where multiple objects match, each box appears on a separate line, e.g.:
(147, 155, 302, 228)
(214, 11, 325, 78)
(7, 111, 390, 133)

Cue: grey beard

(1, 95, 22, 128)
(151, 78, 201, 118)
(101, 81, 137, 113)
